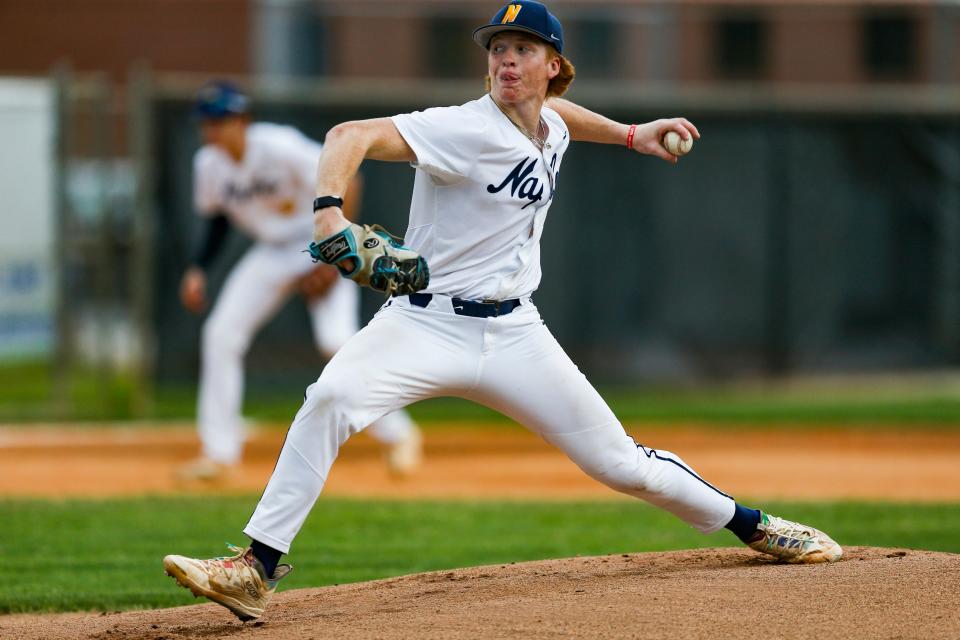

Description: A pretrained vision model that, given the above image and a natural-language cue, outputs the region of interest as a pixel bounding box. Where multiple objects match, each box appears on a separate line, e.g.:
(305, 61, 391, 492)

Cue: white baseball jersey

(193, 123, 319, 246)
(392, 95, 569, 301)
(244, 96, 736, 554)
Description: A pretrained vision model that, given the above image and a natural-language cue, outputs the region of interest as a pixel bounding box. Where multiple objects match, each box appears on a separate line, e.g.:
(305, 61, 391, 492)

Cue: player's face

(487, 32, 560, 105)
(199, 116, 247, 157)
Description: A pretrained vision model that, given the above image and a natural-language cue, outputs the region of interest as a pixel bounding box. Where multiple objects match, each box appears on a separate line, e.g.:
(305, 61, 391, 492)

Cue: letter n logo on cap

(501, 4, 522, 24)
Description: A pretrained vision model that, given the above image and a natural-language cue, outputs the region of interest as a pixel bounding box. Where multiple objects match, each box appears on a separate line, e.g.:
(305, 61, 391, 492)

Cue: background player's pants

(244, 295, 736, 553)
(198, 241, 417, 464)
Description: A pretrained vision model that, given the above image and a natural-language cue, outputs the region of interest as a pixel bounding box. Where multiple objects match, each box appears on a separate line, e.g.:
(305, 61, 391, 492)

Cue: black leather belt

(408, 293, 521, 318)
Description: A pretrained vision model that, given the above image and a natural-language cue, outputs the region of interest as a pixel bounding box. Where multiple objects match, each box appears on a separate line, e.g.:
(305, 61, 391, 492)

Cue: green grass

(139, 382, 960, 426)
(3, 354, 960, 425)
(0, 361, 141, 422)
(406, 392, 960, 427)
(2, 497, 958, 614)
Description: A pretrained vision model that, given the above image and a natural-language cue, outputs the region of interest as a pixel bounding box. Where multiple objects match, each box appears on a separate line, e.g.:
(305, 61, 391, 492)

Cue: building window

(863, 12, 917, 79)
(294, 15, 328, 77)
(428, 16, 479, 79)
(570, 19, 617, 79)
(714, 13, 767, 79)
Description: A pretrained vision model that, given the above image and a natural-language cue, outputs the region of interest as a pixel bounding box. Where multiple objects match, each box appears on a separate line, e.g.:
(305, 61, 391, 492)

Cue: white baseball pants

(244, 295, 735, 553)
(198, 241, 417, 464)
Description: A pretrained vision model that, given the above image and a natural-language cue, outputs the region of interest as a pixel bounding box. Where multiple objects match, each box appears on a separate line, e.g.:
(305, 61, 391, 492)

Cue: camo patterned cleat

(748, 512, 843, 564)
(163, 544, 292, 621)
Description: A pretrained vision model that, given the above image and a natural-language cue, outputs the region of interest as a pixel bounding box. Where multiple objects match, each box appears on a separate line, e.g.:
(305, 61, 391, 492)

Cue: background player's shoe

(163, 544, 292, 621)
(748, 512, 843, 563)
(385, 429, 423, 476)
(175, 457, 237, 482)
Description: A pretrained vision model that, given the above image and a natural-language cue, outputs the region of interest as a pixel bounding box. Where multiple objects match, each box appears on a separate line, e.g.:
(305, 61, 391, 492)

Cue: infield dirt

(3, 546, 958, 639)
(1, 422, 959, 500)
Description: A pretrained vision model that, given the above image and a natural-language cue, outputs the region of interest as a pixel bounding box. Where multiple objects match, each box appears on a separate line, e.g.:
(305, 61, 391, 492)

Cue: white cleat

(163, 544, 291, 621)
(385, 429, 423, 477)
(748, 512, 843, 564)
(175, 457, 237, 483)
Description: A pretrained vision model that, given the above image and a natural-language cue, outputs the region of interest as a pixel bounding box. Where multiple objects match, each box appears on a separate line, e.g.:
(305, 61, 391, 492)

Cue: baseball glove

(307, 223, 429, 296)
(296, 263, 339, 299)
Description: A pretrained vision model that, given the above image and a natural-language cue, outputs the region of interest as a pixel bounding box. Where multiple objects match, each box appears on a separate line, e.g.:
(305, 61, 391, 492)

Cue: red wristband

(626, 124, 638, 149)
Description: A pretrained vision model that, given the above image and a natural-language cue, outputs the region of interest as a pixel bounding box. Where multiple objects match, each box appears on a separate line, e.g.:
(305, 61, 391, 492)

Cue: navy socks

(725, 503, 762, 543)
(250, 539, 283, 578)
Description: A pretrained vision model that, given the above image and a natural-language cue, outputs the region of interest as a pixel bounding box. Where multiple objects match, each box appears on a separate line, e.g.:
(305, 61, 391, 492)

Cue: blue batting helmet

(194, 81, 250, 119)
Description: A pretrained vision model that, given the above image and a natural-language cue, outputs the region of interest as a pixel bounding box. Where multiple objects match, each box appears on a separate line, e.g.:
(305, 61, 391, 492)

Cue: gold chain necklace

(491, 96, 550, 150)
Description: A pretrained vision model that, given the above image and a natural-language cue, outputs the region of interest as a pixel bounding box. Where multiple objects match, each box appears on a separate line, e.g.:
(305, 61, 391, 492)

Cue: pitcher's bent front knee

(287, 374, 381, 455)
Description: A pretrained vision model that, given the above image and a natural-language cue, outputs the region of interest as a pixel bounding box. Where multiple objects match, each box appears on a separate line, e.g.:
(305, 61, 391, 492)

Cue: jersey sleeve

(391, 106, 488, 184)
(192, 149, 222, 216)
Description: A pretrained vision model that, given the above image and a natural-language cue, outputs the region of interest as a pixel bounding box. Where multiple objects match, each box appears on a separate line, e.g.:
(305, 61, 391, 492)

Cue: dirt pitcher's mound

(4, 547, 958, 640)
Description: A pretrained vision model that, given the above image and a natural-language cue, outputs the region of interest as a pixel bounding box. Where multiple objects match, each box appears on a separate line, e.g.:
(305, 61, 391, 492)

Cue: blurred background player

(177, 81, 422, 481)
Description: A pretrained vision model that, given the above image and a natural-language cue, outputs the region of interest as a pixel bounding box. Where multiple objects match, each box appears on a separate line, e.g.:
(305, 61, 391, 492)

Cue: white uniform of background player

(178, 82, 421, 479)
(165, 4, 841, 621)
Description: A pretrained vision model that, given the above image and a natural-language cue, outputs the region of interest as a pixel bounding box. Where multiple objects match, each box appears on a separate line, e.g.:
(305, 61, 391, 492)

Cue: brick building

(1, 1, 957, 86)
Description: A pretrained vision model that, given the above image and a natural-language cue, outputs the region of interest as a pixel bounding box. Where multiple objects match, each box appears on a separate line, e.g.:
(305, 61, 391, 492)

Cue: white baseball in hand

(663, 131, 693, 156)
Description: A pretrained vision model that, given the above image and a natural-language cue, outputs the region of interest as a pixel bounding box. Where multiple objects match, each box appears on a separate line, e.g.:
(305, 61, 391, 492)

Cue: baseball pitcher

(165, 4, 841, 621)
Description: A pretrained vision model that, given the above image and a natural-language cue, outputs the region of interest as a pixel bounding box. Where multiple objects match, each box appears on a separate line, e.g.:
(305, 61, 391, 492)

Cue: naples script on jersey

(224, 178, 278, 202)
(486, 154, 558, 209)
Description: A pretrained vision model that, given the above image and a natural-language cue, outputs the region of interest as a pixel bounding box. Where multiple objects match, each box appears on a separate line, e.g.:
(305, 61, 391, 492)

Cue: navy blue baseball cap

(473, 1, 564, 54)
(194, 81, 250, 119)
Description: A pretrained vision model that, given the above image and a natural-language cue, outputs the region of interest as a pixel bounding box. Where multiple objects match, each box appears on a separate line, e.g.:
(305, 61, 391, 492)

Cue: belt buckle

(482, 299, 501, 317)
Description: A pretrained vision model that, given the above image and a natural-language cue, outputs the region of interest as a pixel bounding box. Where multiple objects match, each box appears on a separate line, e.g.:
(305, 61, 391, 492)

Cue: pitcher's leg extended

(165, 309, 438, 619)
(165, 305, 479, 620)
(244, 306, 471, 553)
(473, 314, 841, 562)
